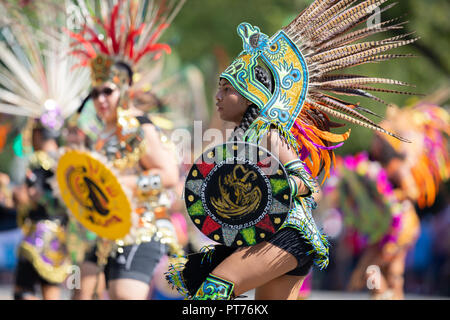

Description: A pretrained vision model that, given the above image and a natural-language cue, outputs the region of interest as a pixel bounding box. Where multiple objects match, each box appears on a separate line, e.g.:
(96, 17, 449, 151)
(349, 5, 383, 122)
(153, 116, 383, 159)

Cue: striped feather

(316, 19, 406, 51)
(310, 38, 417, 64)
(317, 53, 416, 74)
(284, 0, 337, 36)
(314, 2, 401, 48)
(313, 74, 370, 81)
(309, 91, 378, 110)
(314, 77, 412, 87)
(309, 0, 388, 42)
(354, 105, 385, 119)
(316, 87, 389, 104)
(295, 0, 358, 39)
(335, 85, 421, 96)
(308, 95, 381, 125)
(308, 101, 410, 142)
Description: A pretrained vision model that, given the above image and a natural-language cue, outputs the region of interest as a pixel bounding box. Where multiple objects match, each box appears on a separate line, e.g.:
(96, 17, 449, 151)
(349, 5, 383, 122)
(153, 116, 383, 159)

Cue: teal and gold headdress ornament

(222, 22, 309, 146)
(221, 0, 419, 182)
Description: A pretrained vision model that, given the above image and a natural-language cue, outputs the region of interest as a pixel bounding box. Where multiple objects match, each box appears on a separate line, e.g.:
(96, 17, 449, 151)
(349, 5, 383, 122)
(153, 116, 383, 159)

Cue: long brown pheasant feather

(281, 0, 418, 143)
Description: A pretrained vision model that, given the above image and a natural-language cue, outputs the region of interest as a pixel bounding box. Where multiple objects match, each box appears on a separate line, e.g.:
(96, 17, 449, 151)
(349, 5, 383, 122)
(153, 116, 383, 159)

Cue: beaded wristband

(288, 176, 298, 198)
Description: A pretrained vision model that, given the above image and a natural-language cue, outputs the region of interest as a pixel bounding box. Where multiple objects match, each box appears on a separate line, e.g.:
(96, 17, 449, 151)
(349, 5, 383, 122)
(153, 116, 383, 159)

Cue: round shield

(20, 220, 71, 283)
(56, 150, 132, 240)
(185, 141, 291, 247)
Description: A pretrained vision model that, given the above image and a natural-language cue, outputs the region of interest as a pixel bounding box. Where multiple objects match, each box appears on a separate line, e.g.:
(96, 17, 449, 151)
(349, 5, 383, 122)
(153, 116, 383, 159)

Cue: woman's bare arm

(266, 130, 310, 196)
(118, 123, 180, 192)
(138, 123, 180, 189)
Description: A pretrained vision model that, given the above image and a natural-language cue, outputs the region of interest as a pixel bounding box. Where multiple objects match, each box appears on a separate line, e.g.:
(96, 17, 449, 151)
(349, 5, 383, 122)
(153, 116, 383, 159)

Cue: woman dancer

(65, 0, 186, 300)
(167, 0, 418, 300)
(0, 2, 90, 299)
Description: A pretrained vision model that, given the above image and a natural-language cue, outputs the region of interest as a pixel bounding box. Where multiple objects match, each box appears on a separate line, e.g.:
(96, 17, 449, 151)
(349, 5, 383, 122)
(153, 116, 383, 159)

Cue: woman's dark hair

(32, 121, 59, 141)
(76, 94, 91, 114)
(114, 61, 134, 86)
(232, 65, 273, 140)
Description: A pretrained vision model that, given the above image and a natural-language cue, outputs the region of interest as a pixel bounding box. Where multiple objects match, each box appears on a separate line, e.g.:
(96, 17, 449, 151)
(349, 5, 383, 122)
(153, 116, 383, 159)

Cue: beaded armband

(284, 159, 319, 195)
(288, 176, 298, 197)
(193, 274, 235, 300)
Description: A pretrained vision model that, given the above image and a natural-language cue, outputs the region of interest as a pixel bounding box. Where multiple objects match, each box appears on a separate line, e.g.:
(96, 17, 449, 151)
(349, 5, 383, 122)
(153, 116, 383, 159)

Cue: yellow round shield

(56, 150, 132, 240)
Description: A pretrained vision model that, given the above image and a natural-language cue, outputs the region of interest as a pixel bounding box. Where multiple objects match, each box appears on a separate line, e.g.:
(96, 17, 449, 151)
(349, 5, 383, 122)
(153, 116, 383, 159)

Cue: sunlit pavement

(241, 289, 448, 300)
(0, 285, 447, 300)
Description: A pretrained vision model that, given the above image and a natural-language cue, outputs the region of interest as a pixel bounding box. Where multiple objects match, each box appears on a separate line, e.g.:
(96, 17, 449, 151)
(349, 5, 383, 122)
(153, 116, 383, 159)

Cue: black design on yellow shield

(56, 150, 132, 240)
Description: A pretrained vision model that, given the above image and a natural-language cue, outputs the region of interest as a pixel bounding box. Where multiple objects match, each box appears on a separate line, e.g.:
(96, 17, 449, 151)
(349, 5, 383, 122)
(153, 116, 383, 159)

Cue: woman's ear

(246, 99, 253, 106)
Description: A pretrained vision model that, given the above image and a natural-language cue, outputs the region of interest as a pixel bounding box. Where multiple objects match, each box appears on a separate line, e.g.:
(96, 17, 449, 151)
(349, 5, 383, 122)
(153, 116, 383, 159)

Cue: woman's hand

(139, 124, 180, 189)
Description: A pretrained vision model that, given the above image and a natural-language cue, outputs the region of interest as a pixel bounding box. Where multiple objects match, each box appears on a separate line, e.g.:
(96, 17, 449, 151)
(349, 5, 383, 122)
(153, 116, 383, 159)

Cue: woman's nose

(215, 90, 222, 102)
(97, 93, 107, 102)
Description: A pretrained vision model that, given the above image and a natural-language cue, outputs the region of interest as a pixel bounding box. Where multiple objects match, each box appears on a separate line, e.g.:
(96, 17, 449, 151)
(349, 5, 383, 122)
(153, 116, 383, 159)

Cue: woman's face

(65, 126, 86, 147)
(91, 82, 120, 124)
(215, 78, 252, 124)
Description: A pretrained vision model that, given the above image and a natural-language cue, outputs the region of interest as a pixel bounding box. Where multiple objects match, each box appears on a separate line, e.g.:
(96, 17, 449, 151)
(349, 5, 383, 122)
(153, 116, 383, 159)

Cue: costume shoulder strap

(136, 115, 153, 125)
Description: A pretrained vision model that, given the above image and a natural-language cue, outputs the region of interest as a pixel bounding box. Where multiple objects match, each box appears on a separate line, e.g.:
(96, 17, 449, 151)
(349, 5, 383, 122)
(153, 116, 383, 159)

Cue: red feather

(133, 23, 171, 63)
(69, 50, 93, 59)
(85, 26, 110, 55)
(70, 61, 89, 71)
(63, 28, 96, 59)
(134, 43, 171, 63)
(149, 23, 169, 45)
(125, 23, 145, 60)
(109, 1, 121, 54)
(67, 0, 176, 68)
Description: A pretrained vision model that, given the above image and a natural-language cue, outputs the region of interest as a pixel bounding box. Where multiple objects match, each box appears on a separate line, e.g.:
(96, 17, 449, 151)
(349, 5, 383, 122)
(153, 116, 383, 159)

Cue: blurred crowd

(0, 98, 448, 298)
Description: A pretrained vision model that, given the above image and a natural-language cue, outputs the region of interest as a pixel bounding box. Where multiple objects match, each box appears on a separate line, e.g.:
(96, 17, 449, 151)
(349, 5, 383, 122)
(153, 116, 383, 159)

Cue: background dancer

(64, 0, 186, 300)
(0, 1, 90, 299)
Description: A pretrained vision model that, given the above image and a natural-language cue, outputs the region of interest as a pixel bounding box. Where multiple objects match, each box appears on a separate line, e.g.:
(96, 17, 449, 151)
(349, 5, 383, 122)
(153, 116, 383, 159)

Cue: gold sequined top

(94, 111, 146, 171)
(94, 110, 182, 257)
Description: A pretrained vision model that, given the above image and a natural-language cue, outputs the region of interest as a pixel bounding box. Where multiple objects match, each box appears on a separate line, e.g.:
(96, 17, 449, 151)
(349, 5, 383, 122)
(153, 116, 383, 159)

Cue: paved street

(0, 284, 447, 300)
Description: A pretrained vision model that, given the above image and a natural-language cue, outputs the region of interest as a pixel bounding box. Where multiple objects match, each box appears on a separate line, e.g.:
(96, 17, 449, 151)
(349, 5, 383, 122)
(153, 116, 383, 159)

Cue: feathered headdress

(0, 2, 90, 133)
(221, 0, 419, 183)
(66, 0, 185, 88)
